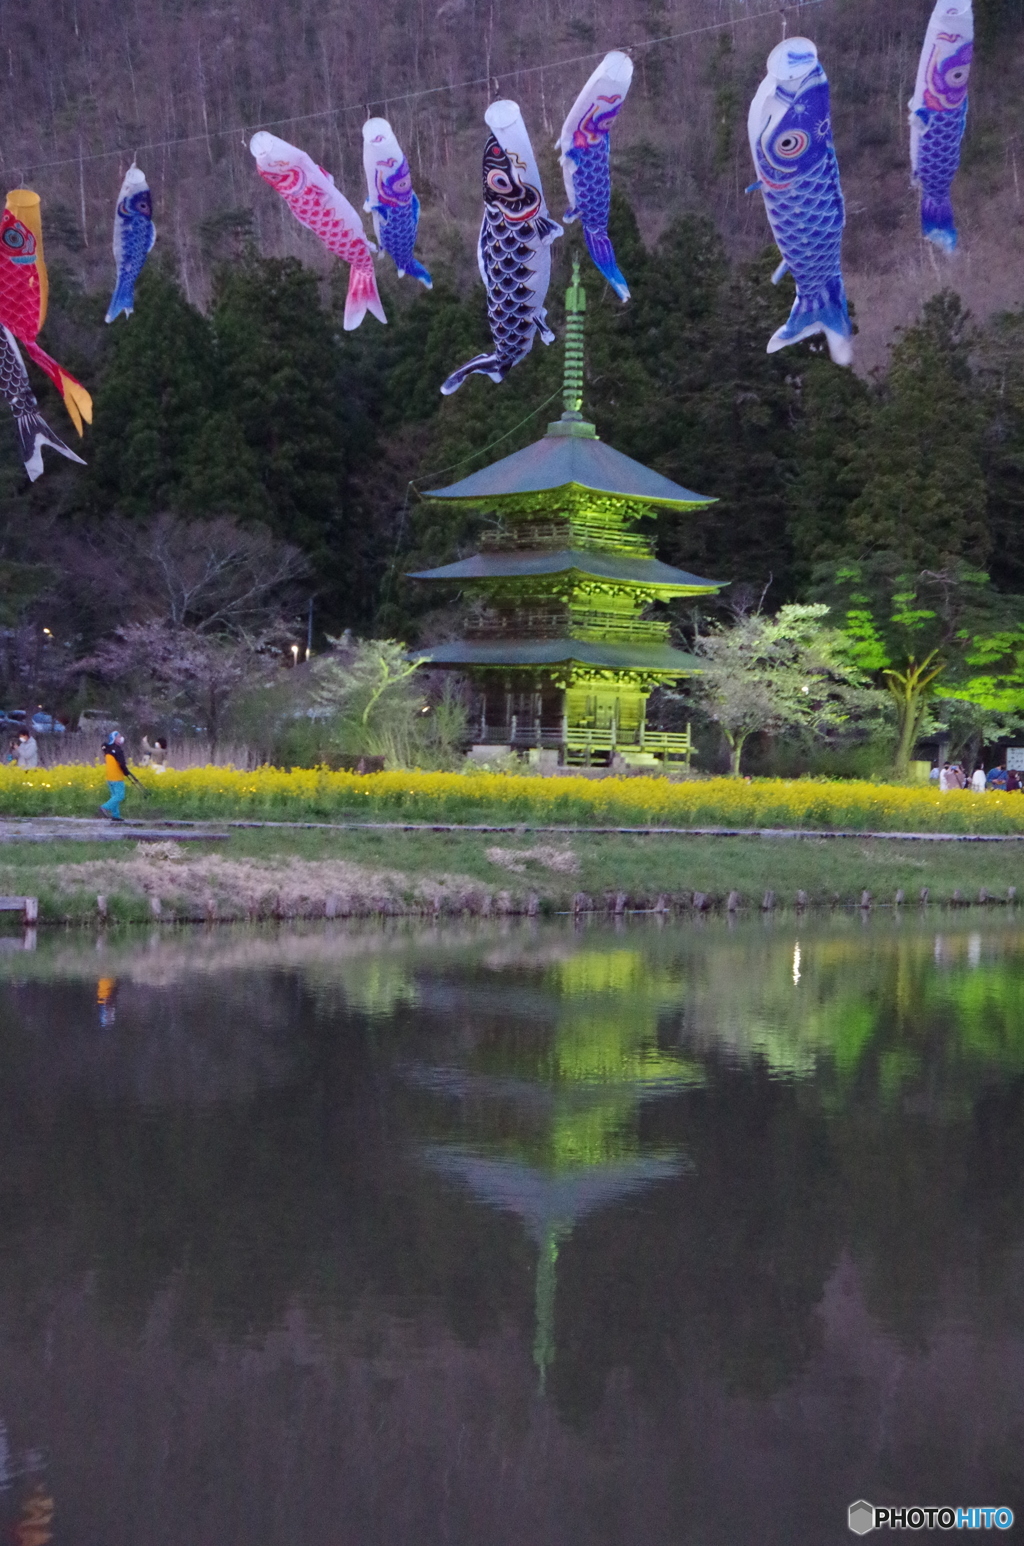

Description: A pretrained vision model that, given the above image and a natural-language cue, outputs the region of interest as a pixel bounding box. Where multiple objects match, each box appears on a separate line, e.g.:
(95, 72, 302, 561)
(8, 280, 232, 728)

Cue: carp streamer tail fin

(767, 273, 853, 367)
(343, 263, 387, 330)
(404, 258, 434, 290)
(16, 407, 86, 481)
(22, 341, 94, 434)
(584, 230, 630, 303)
(920, 196, 958, 251)
(105, 273, 137, 323)
(440, 351, 508, 395)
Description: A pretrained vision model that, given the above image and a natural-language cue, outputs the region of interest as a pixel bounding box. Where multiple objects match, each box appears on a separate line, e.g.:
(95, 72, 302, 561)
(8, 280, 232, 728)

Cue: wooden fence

(32, 733, 261, 770)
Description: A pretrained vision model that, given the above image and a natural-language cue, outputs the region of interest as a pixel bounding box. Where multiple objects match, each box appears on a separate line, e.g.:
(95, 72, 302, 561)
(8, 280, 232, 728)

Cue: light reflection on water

(0, 912, 1022, 1544)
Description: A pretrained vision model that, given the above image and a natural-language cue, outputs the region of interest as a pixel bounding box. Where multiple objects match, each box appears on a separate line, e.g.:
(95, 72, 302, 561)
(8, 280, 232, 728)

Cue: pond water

(0, 912, 1022, 1544)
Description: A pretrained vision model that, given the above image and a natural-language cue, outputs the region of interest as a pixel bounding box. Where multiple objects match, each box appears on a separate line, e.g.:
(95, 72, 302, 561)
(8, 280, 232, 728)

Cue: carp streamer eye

(944, 64, 970, 86)
(2, 228, 25, 249)
(774, 130, 810, 160)
(487, 171, 515, 195)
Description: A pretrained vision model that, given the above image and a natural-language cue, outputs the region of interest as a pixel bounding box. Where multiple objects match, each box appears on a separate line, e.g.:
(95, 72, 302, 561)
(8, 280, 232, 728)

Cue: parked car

(76, 710, 120, 735)
(30, 713, 66, 735)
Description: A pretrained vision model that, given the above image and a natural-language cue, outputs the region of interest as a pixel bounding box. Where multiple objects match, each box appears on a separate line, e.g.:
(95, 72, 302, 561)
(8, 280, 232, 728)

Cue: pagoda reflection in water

(410, 947, 699, 1386)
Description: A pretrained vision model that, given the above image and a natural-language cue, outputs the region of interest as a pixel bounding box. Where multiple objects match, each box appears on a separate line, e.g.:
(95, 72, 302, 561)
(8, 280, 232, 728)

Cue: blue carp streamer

(747, 38, 852, 366)
(909, 0, 972, 251)
(105, 163, 156, 323)
(362, 118, 432, 288)
(557, 51, 633, 302)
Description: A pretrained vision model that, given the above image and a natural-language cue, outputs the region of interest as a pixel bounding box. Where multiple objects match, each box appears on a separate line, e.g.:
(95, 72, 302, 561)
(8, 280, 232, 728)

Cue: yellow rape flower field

(3, 763, 1024, 834)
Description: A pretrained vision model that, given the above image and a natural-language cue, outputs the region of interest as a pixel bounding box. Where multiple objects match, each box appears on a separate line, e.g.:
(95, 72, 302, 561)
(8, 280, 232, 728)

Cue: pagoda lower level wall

(471, 672, 649, 740)
(563, 684, 645, 737)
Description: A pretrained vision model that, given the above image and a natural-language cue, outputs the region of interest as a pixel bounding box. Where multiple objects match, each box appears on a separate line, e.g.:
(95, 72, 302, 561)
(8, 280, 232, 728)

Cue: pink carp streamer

(249, 131, 386, 330)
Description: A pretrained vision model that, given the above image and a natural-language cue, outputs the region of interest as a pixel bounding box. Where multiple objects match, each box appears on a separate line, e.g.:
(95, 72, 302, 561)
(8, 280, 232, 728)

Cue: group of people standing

(936, 761, 1023, 793)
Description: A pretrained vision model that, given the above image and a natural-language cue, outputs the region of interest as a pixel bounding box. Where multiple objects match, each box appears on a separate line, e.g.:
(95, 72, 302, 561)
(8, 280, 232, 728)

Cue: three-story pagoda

(409, 263, 723, 765)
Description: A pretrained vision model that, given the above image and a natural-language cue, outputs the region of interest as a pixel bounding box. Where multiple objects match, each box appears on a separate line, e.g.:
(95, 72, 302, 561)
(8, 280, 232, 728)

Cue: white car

(76, 710, 120, 735)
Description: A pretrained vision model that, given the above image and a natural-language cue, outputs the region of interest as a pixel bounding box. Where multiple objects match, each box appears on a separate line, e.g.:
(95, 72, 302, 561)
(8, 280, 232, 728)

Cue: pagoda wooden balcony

(472, 718, 693, 766)
(478, 519, 654, 556)
(465, 609, 670, 644)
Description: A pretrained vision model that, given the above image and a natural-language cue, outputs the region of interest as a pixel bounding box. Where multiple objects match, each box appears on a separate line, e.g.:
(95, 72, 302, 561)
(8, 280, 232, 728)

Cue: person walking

(14, 730, 38, 770)
(99, 732, 141, 822)
(939, 762, 953, 791)
(971, 765, 987, 793)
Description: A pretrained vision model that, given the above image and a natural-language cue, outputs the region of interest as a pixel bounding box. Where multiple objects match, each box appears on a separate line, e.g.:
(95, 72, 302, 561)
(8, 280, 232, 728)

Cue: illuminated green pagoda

(409, 261, 722, 765)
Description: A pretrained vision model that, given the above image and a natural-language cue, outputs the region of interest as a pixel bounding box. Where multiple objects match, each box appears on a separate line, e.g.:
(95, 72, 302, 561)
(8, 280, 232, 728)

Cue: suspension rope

(9, 0, 826, 178)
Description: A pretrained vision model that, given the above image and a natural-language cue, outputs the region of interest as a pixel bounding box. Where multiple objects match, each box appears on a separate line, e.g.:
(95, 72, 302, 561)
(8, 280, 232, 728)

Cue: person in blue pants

(100, 732, 140, 821)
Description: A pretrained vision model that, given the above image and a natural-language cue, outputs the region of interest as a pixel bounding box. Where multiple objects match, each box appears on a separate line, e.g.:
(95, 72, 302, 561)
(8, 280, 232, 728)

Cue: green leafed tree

(302, 635, 466, 766)
(819, 555, 1009, 776)
(958, 625, 1024, 713)
(691, 601, 885, 777)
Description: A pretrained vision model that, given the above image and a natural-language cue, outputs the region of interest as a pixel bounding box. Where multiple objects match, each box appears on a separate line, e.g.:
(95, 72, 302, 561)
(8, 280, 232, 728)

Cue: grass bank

(4, 763, 1024, 834)
(2, 827, 1024, 924)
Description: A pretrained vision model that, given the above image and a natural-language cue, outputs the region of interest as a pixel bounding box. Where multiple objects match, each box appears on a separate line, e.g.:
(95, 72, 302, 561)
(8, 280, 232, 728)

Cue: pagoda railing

(479, 521, 654, 555)
(466, 609, 668, 643)
(471, 718, 693, 765)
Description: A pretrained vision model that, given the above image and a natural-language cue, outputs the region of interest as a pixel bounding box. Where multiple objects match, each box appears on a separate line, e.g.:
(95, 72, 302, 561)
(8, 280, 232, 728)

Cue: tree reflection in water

(0, 915, 1021, 1544)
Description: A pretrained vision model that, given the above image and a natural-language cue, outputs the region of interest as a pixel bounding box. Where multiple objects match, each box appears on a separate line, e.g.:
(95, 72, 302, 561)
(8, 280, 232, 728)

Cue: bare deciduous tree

(63, 514, 309, 636)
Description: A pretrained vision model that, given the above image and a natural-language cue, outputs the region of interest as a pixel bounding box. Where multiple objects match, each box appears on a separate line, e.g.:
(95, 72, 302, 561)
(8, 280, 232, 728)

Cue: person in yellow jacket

(99, 732, 140, 822)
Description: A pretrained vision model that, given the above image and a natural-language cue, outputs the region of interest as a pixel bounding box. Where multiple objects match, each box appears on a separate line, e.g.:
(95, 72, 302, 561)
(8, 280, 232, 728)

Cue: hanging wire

(10, 0, 827, 179)
(378, 389, 563, 613)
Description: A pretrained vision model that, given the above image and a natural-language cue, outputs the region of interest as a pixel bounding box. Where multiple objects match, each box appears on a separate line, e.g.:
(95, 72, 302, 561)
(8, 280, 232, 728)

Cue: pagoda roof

(407, 548, 720, 592)
(412, 638, 703, 673)
(422, 421, 715, 511)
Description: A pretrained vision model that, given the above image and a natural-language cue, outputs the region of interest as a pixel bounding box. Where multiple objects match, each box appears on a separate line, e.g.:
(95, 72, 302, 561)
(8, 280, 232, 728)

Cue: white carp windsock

(441, 100, 561, 395)
(909, 0, 973, 251)
(249, 131, 386, 329)
(557, 50, 633, 301)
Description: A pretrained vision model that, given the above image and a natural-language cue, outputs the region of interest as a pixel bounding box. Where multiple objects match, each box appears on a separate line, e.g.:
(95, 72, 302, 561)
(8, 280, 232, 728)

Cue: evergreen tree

(212, 256, 377, 627)
(86, 265, 255, 517)
(367, 272, 494, 429)
(845, 292, 988, 568)
(976, 307, 1024, 592)
(599, 215, 801, 595)
(785, 357, 872, 584)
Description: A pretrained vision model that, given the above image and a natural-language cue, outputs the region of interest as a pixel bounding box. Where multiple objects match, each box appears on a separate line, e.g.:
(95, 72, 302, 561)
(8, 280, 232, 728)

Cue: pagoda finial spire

(548, 257, 598, 439)
(562, 258, 586, 419)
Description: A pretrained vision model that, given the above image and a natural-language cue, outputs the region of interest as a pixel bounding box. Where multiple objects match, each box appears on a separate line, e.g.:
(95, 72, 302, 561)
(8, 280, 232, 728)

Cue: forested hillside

(6, 0, 1024, 362)
(1, 0, 1024, 651)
